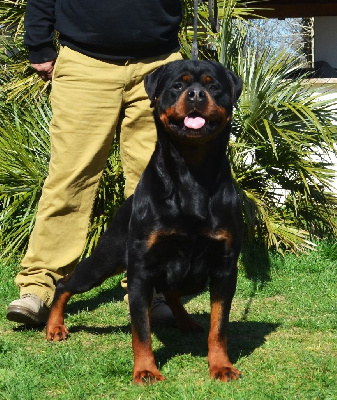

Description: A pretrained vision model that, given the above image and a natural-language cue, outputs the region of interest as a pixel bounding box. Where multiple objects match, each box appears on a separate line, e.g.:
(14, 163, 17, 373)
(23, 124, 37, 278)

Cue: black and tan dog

(46, 60, 243, 384)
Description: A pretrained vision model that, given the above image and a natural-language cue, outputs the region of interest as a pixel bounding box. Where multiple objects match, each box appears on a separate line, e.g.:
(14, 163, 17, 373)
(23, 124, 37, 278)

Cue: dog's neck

(175, 140, 215, 168)
(171, 131, 229, 186)
(156, 129, 230, 219)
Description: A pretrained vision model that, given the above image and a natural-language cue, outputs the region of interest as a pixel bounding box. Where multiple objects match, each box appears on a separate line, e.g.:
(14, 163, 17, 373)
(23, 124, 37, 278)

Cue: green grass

(1, 242, 336, 399)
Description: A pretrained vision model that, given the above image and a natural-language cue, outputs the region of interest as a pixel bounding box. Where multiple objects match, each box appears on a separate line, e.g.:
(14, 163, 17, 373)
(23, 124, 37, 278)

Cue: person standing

(7, 0, 182, 325)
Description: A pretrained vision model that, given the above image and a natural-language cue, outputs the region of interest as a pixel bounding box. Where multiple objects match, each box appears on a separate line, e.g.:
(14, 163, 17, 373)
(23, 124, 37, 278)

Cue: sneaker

(123, 290, 176, 327)
(150, 294, 176, 326)
(6, 293, 50, 326)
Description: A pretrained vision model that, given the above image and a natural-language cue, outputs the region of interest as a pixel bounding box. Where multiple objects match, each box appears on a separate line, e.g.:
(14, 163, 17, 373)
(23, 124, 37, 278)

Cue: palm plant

(0, 0, 48, 100)
(210, 0, 337, 251)
(233, 49, 337, 251)
(180, 0, 256, 60)
(0, 100, 50, 258)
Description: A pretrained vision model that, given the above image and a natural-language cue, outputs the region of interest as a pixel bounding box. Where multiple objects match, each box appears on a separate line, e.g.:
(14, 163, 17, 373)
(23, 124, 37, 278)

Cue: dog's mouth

(184, 113, 206, 130)
(168, 112, 220, 136)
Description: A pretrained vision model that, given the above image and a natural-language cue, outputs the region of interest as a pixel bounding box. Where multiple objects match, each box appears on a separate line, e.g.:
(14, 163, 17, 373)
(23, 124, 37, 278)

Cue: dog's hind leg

(46, 240, 126, 341)
(46, 198, 131, 341)
(164, 292, 204, 332)
(46, 273, 73, 341)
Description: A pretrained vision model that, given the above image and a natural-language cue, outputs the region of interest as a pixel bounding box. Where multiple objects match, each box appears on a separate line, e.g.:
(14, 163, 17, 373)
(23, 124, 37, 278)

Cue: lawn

(0, 242, 336, 399)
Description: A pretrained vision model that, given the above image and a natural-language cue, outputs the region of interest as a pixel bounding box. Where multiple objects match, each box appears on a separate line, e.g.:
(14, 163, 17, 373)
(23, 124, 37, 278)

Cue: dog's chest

(145, 228, 232, 294)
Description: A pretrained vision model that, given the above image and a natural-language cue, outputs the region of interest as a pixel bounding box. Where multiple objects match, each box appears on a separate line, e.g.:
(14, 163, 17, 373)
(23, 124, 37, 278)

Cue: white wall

(311, 80, 337, 191)
(314, 17, 337, 68)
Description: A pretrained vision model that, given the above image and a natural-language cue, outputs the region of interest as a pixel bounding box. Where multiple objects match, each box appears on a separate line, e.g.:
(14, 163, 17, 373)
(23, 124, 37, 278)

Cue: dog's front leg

(128, 275, 165, 384)
(208, 267, 241, 382)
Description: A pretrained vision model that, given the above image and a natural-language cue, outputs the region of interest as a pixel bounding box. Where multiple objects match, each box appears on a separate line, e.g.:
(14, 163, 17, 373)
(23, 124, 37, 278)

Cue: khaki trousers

(15, 46, 182, 307)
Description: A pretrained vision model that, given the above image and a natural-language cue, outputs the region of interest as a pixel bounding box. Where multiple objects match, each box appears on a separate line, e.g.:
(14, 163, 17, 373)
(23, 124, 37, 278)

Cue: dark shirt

(24, 0, 182, 63)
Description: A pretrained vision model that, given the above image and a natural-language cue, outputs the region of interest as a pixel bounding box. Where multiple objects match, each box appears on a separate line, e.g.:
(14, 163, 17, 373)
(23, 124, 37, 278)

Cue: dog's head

(145, 60, 242, 144)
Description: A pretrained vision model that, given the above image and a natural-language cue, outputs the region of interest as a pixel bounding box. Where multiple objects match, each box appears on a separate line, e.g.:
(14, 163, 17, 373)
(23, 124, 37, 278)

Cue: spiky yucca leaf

(0, 100, 51, 258)
(0, 0, 52, 100)
(179, 0, 258, 60)
(0, 0, 26, 39)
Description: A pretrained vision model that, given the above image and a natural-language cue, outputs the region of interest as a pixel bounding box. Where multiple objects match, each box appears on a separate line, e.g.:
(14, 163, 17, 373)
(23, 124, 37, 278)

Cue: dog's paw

(132, 370, 165, 385)
(210, 365, 241, 382)
(46, 324, 69, 341)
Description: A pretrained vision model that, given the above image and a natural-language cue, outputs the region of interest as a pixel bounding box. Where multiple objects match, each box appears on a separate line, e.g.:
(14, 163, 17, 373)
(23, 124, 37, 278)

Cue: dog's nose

(187, 89, 206, 102)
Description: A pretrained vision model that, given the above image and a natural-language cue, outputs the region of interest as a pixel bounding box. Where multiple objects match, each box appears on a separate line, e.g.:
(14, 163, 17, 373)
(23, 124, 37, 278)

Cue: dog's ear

(144, 65, 168, 107)
(225, 70, 243, 106)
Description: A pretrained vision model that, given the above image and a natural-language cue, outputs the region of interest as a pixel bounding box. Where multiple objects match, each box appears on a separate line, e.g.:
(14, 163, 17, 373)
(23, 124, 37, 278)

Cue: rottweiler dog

(46, 60, 243, 384)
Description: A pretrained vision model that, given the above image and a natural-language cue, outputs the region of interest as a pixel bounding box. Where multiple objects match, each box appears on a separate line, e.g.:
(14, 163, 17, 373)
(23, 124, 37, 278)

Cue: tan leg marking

(132, 309, 165, 385)
(165, 292, 204, 333)
(46, 291, 72, 342)
(208, 300, 241, 382)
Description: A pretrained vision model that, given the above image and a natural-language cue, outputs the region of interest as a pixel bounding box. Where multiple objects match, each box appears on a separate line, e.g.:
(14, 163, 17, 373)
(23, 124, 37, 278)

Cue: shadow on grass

(240, 241, 272, 321)
(152, 314, 278, 365)
(66, 284, 126, 314)
(51, 312, 278, 367)
(241, 241, 271, 284)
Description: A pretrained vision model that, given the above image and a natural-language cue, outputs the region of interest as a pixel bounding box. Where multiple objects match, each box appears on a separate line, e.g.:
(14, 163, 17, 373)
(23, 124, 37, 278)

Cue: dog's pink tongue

(184, 116, 206, 129)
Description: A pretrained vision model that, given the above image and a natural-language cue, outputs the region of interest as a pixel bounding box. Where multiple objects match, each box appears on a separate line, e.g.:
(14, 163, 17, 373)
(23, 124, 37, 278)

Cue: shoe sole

(6, 305, 48, 326)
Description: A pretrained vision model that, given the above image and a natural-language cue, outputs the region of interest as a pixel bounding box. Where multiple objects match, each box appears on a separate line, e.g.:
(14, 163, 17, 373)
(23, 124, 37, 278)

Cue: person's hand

(31, 59, 57, 81)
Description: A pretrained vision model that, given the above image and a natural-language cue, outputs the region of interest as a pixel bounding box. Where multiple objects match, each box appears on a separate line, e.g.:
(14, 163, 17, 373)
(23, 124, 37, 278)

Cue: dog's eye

(172, 83, 183, 90)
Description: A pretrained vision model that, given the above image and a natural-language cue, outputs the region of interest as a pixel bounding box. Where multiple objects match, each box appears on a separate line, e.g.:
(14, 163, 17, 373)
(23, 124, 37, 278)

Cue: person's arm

(24, 0, 57, 80)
